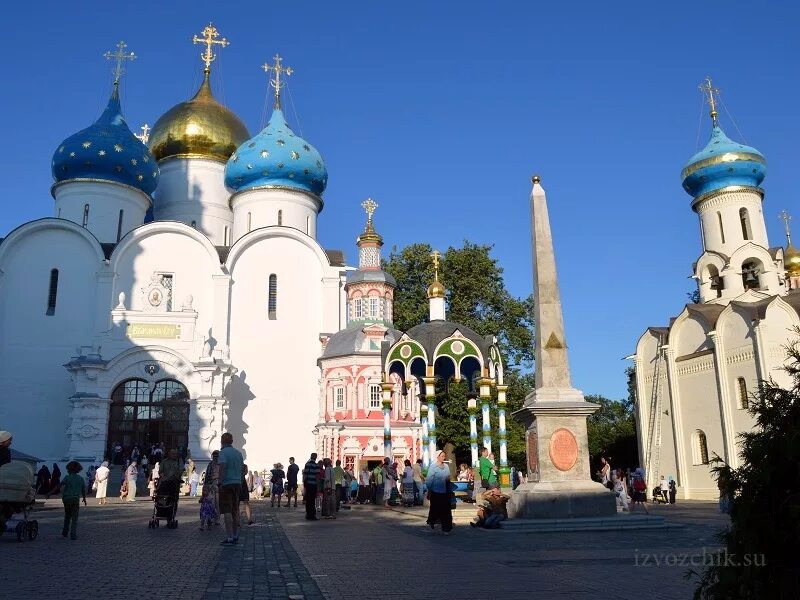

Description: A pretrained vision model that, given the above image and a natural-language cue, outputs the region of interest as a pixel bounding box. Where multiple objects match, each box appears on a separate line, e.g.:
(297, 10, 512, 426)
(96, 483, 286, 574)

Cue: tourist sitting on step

(470, 488, 510, 529)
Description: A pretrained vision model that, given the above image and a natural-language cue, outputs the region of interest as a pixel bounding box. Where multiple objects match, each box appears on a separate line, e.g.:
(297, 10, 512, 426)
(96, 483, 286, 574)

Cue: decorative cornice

(228, 184, 323, 211)
(51, 178, 153, 204)
(692, 185, 763, 212)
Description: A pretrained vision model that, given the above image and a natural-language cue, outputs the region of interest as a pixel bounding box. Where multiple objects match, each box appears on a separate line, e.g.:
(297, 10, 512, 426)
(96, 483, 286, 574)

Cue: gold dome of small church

(147, 24, 249, 164)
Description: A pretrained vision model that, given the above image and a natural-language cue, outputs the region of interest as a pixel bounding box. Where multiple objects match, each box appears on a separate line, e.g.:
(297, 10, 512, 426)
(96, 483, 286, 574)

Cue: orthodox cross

(193, 24, 229, 72)
(361, 198, 378, 227)
(780, 209, 793, 245)
(134, 123, 150, 144)
(431, 250, 442, 280)
(104, 41, 136, 85)
(262, 54, 293, 109)
(700, 76, 720, 126)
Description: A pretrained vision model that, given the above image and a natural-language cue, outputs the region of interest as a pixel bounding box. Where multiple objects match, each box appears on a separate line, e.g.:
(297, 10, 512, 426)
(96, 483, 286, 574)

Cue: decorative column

(478, 377, 493, 453)
(420, 404, 430, 468)
(467, 395, 479, 467)
(423, 376, 437, 462)
(382, 381, 394, 459)
(496, 384, 511, 487)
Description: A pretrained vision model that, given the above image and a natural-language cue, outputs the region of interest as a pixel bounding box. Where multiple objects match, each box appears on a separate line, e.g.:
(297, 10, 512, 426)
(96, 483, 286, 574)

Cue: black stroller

(148, 479, 179, 529)
(1, 499, 39, 541)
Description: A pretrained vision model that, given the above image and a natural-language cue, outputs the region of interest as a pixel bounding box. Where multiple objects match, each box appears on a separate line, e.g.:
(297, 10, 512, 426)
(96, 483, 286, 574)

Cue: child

(61, 461, 87, 539)
(199, 488, 216, 530)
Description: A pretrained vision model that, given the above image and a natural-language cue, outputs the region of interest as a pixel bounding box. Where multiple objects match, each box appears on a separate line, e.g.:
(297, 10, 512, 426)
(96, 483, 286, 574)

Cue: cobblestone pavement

(1, 497, 726, 600)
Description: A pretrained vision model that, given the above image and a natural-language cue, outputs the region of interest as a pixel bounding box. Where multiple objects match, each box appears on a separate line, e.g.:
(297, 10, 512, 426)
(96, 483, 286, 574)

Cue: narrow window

(224, 226, 230, 246)
(717, 212, 725, 244)
(369, 384, 382, 409)
(247, 212, 252, 232)
(82, 204, 90, 227)
(116, 209, 124, 242)
(306, 216, 310, 235)
(268, 274, 277, 318)
(335, 387, 345, 410)
(190, 220, 196, 229)
(46, 269, 59, 315)
(693, 430, 709, 465)
(739, 208, 752, 240)
(278, 210, 283, 226)
(369, 297, 379, 319)
(354, 298, 363, 319)
(742, 260, 761, 290)
(736, 377, 748, 409)
(57, 207, 61, 218)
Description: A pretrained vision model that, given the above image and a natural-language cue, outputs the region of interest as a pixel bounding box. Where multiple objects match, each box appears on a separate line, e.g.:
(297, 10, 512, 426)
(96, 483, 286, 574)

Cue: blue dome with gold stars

(52, 84, 159, 196)
(681, 124, 766, 199)
(224, 108, 327, 197)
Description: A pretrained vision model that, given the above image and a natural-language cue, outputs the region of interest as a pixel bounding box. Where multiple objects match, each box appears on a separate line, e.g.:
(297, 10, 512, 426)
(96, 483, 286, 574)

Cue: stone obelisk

(508, 176, 615, 519)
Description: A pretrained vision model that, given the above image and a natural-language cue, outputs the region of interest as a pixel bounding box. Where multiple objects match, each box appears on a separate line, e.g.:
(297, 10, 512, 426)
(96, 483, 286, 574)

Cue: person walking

(371, 463, 383, 504)
(381, 458, 396, 508)
(321, 458, 336, 519)
(478, 447, 496, 494)
(630, 467, 649, 514)
(425, 450, 454, 535)
(612, 468, 629, 512)
(412, 459, 425, 506)
(94, 461, 110, 505)
(125, 461, 138, 502)
(36, 464, 51, 495)
(59, 461, 87, 540)
(659, 475, 670, 504)
(357, 464, 370, 504)
(401, 460, 415, 507)
(189, 467, 199, 497)
(217, 432, 244, 545)
(204, 450, 220, 523)
(286, 457, 299, 508)
(240, 463, 254, 525)
(270, 463, 285, 507)
(333, 459, 345, 511)
(302, 453, 320, 520)
(600, 457, 612, 489)
(669, 477, 677, 504)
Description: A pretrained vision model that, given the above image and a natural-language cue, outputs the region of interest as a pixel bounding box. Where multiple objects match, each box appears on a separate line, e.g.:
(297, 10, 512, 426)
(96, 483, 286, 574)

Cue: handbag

(91, 481, 98, 491)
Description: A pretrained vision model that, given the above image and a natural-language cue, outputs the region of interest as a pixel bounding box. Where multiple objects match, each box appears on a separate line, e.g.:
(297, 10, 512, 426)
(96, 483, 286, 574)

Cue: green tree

(585, 393, 638, 469)
(692, 336, 800, 599)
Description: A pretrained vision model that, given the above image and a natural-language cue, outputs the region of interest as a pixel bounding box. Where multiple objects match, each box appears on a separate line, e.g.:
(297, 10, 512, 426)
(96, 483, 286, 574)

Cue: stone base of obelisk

(508, 480, 616, 519)
(508, 395, 616, 519)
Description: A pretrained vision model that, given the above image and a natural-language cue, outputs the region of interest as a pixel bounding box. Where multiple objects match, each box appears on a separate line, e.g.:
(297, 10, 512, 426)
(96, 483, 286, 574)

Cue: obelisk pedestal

(508, 176, 615, 519)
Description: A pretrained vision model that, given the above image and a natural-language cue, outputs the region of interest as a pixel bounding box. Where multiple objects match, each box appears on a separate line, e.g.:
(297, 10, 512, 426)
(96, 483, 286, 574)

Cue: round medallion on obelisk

(549, 428, 578, 471)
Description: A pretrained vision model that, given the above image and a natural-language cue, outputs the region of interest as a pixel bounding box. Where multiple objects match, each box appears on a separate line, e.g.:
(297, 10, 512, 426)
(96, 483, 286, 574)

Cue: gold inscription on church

(126, 323, 181, 339)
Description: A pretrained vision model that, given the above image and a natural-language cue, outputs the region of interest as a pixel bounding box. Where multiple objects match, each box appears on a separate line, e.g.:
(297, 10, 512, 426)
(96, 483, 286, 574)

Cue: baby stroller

(0, 462, 39, 542)
(148, 479, 179, 529)
(651, 486, 668, 504)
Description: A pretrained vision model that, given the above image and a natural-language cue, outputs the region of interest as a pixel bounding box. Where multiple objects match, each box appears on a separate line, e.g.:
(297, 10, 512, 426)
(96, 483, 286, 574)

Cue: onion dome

(427, 278, 445, 299)
(785, 244, 800, 277)
(52, 83, 159, 195)
(148, 70, 250, 163)
(224, 108, 328, 196)
(681, 124, 766, 199)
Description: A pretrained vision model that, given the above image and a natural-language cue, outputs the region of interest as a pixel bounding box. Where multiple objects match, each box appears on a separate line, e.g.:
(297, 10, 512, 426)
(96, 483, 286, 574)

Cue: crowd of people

(597, 456, 678, 514)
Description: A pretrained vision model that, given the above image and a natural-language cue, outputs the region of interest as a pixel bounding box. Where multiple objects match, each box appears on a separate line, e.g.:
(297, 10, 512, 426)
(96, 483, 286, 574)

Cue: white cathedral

(633, 79, 800, 499)
(0, 30, 390, 471)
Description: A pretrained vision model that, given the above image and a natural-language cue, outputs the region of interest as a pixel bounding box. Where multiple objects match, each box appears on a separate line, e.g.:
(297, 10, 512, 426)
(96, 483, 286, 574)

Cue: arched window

(692, 430, 709, 465)
(46, 268, 59, 315)
(107, 378, 190, 461)
(116, 209, 124, 242)
(190, 220, 196, 229)
(278, 210, 283, 226)
(717, 212, 725, 244)
(739, 208, 752, 240)
(247, 212, 252, 232)
(268, 274, 277, 318)
(82, 204, 90, 227)
(736, 377, 748, 409)
(354, 298, 364, 319)
(707, 265, 723, 298)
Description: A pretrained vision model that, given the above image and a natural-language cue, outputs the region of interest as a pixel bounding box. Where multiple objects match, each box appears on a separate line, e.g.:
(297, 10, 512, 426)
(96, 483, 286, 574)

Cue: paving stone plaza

(1, 499, 727, 599)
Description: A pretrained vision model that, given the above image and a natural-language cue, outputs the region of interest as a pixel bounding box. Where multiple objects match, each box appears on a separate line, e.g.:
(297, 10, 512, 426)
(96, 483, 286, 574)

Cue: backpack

(633, 477, 646, 492)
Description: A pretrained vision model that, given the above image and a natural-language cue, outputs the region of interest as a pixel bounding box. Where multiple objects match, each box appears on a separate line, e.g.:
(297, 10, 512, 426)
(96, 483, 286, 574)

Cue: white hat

(0, 431, 11, 444)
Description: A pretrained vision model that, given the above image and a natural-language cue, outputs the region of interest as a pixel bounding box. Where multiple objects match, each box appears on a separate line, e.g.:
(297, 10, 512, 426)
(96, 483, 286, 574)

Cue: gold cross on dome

(262, 54, 293, 109)
(431, 250, 442, 279)
(193, 23, 229, 72)
(361, 198, 378, 224)
(780, 209, 793, 244)
(134, 123, 150, 144)
(104, 41, 136, 85)
(699, 76, 720, 126)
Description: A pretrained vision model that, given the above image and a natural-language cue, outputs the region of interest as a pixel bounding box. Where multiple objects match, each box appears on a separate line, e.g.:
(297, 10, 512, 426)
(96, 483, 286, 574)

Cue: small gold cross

(262, 54, 293, 109)
(780, 209, 793, 245)
(699, 76, 720, 126)
(104, 41, 136, 85)
(193, 24, 229, 72)
(134, 123, 150, 144)
(431, 250, 442, 277)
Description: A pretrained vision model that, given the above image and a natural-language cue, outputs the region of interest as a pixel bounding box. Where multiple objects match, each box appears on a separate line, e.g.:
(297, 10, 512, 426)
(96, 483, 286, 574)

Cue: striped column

(467, 394, 479, 467)
(420, 404, 430, 468)
(381, 382, 394, 459)
(423, 376, 437, 463)
(478, 378, 493, 453)
(496, 385, 510, 487)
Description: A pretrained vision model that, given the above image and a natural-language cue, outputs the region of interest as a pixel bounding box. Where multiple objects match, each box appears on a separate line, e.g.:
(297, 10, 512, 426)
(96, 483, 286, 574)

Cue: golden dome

(427, 279, 446, 299)
(148, 71, 250, 163)
(786, 244, 800, 276)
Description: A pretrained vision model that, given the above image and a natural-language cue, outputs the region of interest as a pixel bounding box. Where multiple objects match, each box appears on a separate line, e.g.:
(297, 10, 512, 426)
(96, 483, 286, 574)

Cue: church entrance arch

(106, 379, 190, 463)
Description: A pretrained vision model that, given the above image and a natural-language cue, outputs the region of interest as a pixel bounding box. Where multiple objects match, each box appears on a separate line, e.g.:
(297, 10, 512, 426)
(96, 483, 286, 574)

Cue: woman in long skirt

(401, 460, 415, 507)
(94, 461, 110, 505)
(425, 451, 453, 534)
(321, 458, 336, 518)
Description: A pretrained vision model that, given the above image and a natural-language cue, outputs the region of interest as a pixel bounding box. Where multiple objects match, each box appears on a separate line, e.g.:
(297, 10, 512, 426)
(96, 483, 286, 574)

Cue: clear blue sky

(2, 1, 798, 400)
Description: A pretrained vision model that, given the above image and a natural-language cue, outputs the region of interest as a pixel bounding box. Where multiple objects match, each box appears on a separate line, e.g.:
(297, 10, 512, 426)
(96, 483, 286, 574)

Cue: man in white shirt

(659, 475, 670, 503)
(412, 459, 425, 505)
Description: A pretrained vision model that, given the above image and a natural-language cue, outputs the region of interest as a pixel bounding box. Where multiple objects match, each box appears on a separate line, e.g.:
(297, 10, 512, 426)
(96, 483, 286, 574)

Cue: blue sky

(1, 1, 797, 400)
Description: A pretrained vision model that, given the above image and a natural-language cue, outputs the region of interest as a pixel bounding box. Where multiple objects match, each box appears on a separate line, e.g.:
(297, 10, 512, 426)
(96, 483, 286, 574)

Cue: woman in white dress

(125, 461, 138, 502)
(612, 468, 629, 512)
(94, 461, 110, 505)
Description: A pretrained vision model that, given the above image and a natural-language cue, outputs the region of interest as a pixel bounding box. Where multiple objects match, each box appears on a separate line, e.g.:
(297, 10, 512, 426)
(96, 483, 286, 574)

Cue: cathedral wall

(0, 227, 100, 459)
(696, 189, 767, 255)
(720, 311, 758, 444)
(230, 188, 319, 242)
(227, 234, 328, 470)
